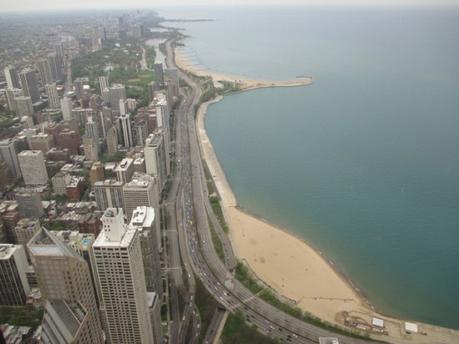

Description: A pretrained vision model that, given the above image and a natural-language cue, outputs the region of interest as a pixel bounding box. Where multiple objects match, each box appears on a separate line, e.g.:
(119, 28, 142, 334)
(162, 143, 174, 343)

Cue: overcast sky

(0, 0, 457, 12)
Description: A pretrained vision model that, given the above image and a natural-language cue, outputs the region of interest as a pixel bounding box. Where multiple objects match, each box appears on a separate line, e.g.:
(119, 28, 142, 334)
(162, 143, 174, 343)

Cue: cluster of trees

(71, 39, 143, 84)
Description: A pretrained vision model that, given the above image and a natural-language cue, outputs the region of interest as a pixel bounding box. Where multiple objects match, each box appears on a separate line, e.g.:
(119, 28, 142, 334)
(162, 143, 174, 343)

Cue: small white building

(405, 322, 418, 333)
(372, 317, 384, 328)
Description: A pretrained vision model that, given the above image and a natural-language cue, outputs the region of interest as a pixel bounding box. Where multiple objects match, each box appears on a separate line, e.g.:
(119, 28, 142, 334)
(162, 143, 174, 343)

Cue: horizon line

(1, 1, 459, 14)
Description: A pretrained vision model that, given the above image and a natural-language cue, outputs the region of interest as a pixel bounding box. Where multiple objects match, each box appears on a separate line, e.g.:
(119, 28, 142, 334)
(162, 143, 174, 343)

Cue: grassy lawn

(209, 196, 229, 233)
(127, 70, 155, 87)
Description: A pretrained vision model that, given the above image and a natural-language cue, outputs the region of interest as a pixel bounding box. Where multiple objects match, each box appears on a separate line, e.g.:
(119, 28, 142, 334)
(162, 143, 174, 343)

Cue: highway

(164, 38, 374, 344)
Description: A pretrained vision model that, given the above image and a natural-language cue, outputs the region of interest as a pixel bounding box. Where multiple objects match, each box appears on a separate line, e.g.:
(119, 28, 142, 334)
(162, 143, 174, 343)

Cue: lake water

(159, 5, 459, 328)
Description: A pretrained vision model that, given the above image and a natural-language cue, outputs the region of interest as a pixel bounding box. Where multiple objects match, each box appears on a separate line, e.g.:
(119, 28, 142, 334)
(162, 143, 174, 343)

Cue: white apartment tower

(98, 76, 109, 92)
(60, 97, 73, 121)
(123, 172, 159, 220)
(45, 83, 60, 109)
(92, 208, 155, 344)
(109, 84, 126, 111)
(18, 150, 48, 185)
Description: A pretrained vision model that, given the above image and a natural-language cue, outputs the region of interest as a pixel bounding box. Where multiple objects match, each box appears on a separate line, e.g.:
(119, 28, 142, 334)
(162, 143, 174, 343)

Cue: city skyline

(0, 0, 457, 13)
(0, 5, 457, 344)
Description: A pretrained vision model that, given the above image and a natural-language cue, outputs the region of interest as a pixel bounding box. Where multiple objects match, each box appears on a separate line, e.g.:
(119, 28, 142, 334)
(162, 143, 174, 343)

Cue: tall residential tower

(92, 208, 155, 344)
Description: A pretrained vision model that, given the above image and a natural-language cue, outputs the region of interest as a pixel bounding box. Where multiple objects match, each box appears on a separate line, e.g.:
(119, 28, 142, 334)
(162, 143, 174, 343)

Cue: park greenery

(0, 305, 43, 329)
(217, 80, 242, 95)
(221, 311, 281, 344)
(100, 151, 126, 163)
(195, 279, 218, 343)
(209, 196, 229, 234)
(71, 39, 143, 85)
(0, 108, 20, 132)
(208, 216, 225, 262)
(71, 38, 156, 109)
(145, 46, 156, 69)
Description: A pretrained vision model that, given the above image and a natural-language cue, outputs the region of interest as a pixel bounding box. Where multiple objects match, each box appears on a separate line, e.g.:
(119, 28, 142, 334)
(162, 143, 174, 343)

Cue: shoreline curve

(175, 40, 459, 344)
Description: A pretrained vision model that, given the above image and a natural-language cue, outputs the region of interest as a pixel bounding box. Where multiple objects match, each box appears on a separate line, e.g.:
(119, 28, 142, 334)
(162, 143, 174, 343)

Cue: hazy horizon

(1, 0, 458, 13)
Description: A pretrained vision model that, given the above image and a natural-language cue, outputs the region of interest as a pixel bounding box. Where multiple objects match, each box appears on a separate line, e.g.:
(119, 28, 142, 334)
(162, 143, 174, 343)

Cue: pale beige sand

(175, 47, 312, 90)
(191, 53, 459, 344)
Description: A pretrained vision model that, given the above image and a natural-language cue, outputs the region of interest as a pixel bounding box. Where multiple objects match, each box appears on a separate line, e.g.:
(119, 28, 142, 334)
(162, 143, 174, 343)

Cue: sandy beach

(175, 47, 312, 90)
(197, 96, 370, 323)
(187, 44, 459, 344)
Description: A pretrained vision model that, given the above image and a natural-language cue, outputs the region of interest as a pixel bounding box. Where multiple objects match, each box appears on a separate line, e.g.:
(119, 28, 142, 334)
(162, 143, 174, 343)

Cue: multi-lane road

(164, 38, 373, 344)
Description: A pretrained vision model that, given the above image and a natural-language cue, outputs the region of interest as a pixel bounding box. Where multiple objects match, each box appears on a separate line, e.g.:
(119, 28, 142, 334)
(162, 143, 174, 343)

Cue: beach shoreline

(175, 46, 313, 90)
(174, 39, 459, 343)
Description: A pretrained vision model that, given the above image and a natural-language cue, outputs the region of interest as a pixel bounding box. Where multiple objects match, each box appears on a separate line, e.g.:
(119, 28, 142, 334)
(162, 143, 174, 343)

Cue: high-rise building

(129, 207, 163, 344)
(145, 132, 168, 192)
(30, 133, 53, 154)
(5, 88, 22, 113)
(123, 173, 159, 220)
(12, 218, 40, 246)
(133, 119, 148, 147)
(96, 109, 109, 139)
(98, 76, 109, 93)
(51, 172, 71, 195)
(41, 299, 92, 344)
(118, 114, 134, 148)
(115, 158, 134, 183)
(0, 160, 13, 186)
(109, 84, 126, 111)
(45, 83, 60, 109)
(0, 139, 21, 178)
(129, 206, 161, 294)
(47, 54, 61, 82)
(73, 79, 84, 99)
(19, 69, 40, 103)
(60, 97, 73, 121)
(55, 129, 80, 155)
(89, 162, 104, 185)
(0, 244, 30, 305)
(15, 191, 44, 219)
(83, 137, 99, 162)
(4, 66, 21, 89)
(14, 96, 34, 117)
(85, 116, 99, 140)
(37, 59, 54, 85)
(54, 42, 65, 70)
(94, 179, 124, 210)
(106, 126, 118, 154)
(101, 87, 110, 104)
(28, 229, 104, 344)
(52, 230, 99, 305)
(119, 99, 127, 116)
(153, 63, 164, 88)
(18, 150, 48, 186)
(153, 91, 170, 174)
(92, 208, 155, 344)
(133, 158, 146, 174)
